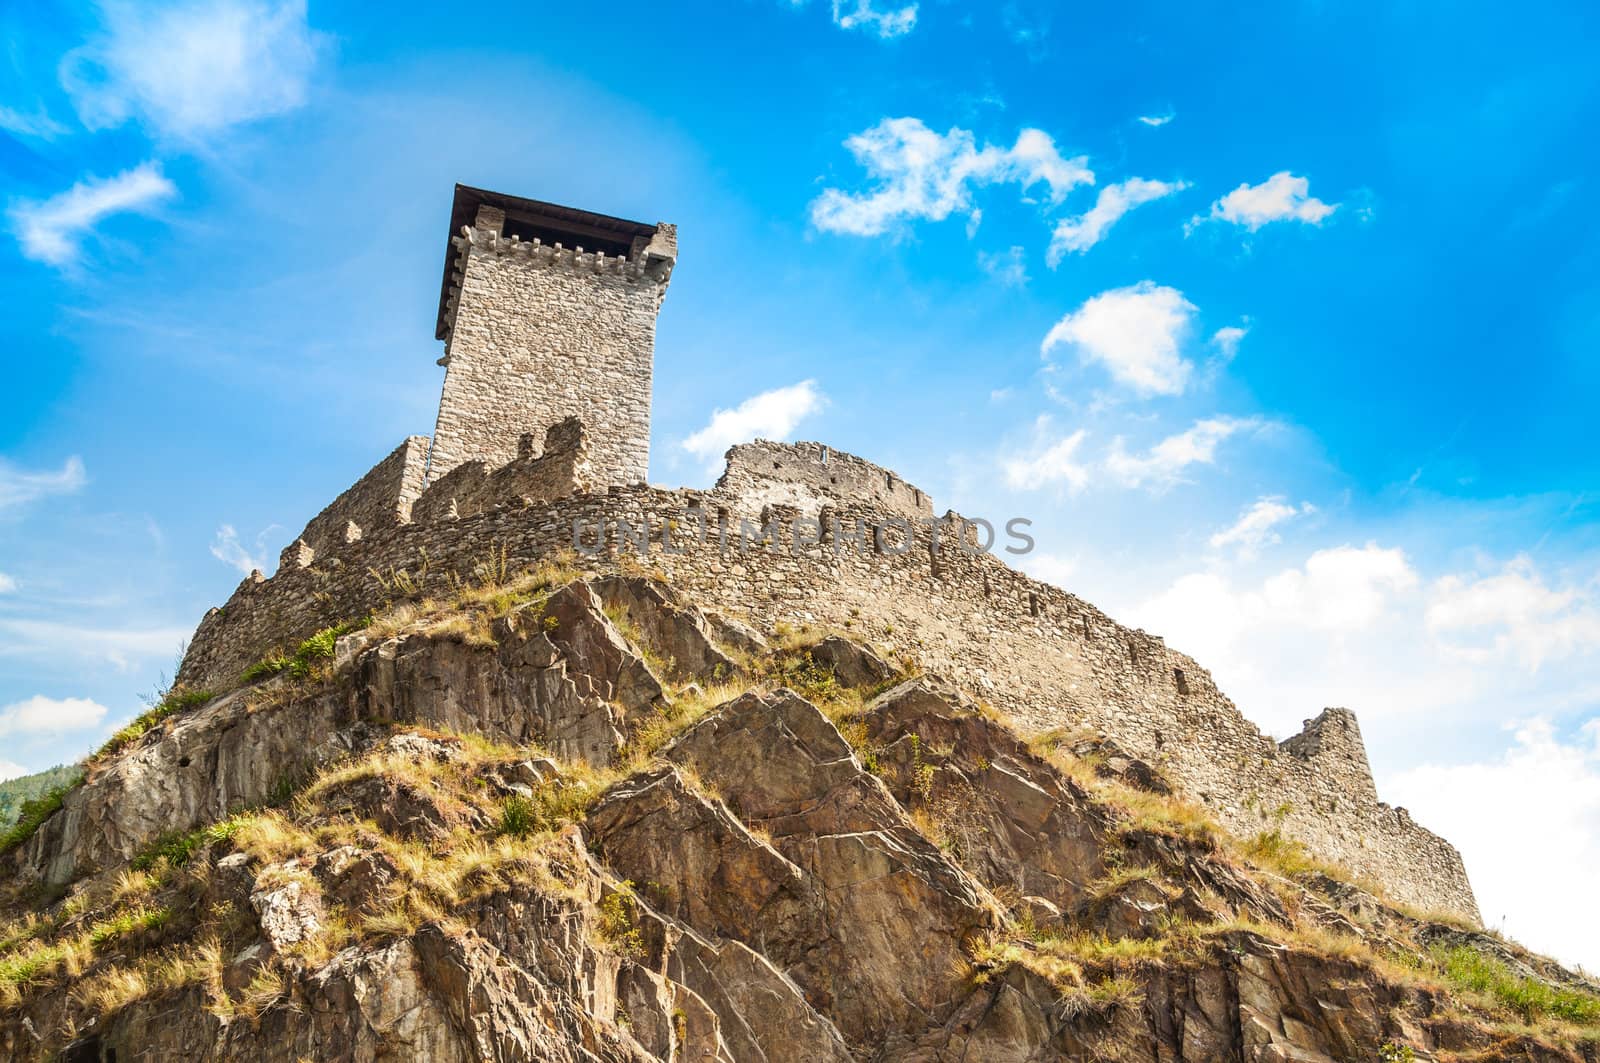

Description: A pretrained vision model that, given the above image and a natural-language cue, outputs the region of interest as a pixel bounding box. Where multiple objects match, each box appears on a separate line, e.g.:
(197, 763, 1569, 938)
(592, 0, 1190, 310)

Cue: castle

(176, 185, 1480, 922)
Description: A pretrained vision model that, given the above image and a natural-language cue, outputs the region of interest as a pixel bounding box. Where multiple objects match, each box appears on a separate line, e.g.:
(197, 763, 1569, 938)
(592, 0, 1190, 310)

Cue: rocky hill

(1, 562, 1596, 1061)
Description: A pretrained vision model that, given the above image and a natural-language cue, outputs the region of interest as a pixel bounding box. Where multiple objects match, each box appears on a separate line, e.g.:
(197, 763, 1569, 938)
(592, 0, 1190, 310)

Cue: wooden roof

(435, 184, 658, 340)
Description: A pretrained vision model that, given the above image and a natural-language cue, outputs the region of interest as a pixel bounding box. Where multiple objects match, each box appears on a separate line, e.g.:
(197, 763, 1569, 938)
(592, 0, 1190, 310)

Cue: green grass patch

(1432, 943, 1600, 1025)
(497, 795, 539, 839)
(241, 617, 369, 685)
(87, 906, 172, 947)
(132, 814, 252, 871)
(95, 687, 216, 760)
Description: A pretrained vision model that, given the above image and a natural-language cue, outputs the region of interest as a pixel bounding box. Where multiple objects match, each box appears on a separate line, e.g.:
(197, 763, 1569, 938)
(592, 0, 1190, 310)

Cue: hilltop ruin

(176, 184, 1478, 921)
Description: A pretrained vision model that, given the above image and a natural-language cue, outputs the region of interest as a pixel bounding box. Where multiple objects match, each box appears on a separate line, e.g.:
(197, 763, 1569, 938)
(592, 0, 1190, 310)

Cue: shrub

(497, 795, 539, 839)
(596, 882, 644, 957)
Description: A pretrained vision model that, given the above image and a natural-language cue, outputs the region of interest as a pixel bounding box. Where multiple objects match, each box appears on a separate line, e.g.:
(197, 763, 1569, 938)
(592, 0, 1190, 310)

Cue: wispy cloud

(0, 456, 87, 512)
(209, 524, 273, 575)
(0, 105, 70, 140)
(1047, 177, 1189, 262)
(59, 0, 321, 140)
(8, 164, 176, 266)
(1209, 496, 1315, 555)
(977, 245, 1028, 286)
(825, 0, 918, 38)
(811, 117, 1092, 237)
(1195, 171, 1339, 232)
(682, 380, 827, 474)
(0, 617, 187, 671)
(1136, 112, 1174, 128)
(1041, 281, 1197, 396)
(0, 573, 16, 594)
(1209, 324, 1249, 363)
(1001, 416, 1090, 493)
(0, 695, 109, 738)
(1104, 416, 1264, 490)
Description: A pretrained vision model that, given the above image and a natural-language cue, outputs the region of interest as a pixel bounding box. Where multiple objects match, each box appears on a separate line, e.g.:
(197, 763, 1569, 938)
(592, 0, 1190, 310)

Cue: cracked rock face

(3, 577, 1593, 1063)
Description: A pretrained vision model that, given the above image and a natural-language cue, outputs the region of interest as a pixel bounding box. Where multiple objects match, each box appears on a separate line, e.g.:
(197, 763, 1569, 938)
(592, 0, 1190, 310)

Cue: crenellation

(427, 185, 671, 486)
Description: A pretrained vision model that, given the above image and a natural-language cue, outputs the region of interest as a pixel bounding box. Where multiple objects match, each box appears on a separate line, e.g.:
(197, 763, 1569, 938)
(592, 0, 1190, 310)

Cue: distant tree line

(0, 765, 82, 827)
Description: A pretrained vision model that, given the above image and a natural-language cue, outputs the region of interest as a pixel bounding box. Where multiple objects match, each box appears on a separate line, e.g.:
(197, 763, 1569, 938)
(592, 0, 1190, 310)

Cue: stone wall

(412, 418, 591, 524)
(282, 435, 430, 567)
(426, 213, 673, 486)
(717, 440, 934, 519)
(177, 463, 1480, 922)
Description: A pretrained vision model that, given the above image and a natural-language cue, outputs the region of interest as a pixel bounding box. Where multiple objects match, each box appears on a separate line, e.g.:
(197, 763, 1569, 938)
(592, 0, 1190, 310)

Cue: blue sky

(3, 0, 1599, 965)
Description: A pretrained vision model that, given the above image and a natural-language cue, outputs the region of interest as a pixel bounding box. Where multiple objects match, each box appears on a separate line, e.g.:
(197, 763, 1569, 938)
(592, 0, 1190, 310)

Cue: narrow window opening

(1174, 668, 1191, 695)
(1028, 592, 1040, 618)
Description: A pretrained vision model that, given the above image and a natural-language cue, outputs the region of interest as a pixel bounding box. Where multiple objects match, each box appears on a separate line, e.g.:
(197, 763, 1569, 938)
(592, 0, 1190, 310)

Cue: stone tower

(429, 184, 677, 485)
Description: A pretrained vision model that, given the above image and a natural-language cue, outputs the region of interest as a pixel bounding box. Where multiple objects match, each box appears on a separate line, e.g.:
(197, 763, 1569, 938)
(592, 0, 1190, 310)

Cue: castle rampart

(717, 440, 934, 519)
(177, 446, 1480, 922)
(280, 435, 430, 568)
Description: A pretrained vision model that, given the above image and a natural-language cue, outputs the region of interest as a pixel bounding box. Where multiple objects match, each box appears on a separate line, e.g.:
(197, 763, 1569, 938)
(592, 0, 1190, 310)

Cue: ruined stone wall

(178, 479, 1479, 922)
(427, 218, 670, 485)
(412, 418, 591, 524)
(284, 436, 430, 565)
(717, 440, 934, 519)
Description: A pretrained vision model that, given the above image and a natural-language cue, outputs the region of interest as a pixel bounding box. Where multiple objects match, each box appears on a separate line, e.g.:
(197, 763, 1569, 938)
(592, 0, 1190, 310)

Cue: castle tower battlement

(429, 185, 676, 486)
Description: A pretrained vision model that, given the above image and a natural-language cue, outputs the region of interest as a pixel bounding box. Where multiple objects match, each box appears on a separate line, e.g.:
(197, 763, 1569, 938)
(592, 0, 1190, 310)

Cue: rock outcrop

(1, 574, 1594, 1062)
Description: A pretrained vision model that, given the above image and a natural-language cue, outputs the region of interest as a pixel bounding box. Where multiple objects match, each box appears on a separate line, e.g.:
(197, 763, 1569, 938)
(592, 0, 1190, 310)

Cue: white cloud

(1389, 718, 1600, 970)
(0, 618, 188, 671)
(0, 573, 15, 593)
(1209, 496, 1315, 555)
(1131, 543, 1420, 685)
(58, 0, 320, 140)
(977, 245, 1028, 286)
(1104, 416, 1264, 490)
(0, 760, 30, 783)
(824, 0, 918, 38)
(1019, 551, 1078, 587)
(1427, 557, 1600, 671)
(682, 380, 827, 473)
(1136, 112, 1174, 128)
(1001, 416, 1090, 493)
(1125, 541, 1600, 972)
(1041, 282, 1196, 396)
(0, 695, 110, 738)
(8, 164, 176, 266)
(811, 118, 1092, 237)
(0, 105, 69, 140)
(210, 524, 272, 575)
(1047, 177, 1189, 262)
(0, 456, 88, 511)
(1199, 171, 1339, 232)
(1210, 325, 1248, 362)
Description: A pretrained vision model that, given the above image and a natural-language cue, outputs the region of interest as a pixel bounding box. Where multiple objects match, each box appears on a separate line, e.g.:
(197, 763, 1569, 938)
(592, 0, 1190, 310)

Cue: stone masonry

(427, 186, 675, 486)
(177, 185, 1481, 923)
